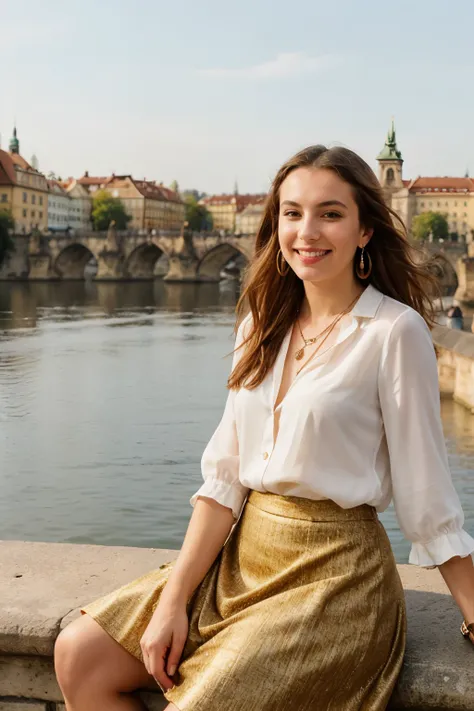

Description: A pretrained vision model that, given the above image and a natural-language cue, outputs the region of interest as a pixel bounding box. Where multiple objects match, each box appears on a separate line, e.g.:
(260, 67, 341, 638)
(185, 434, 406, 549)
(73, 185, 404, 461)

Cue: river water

(0, 281, 473, 563)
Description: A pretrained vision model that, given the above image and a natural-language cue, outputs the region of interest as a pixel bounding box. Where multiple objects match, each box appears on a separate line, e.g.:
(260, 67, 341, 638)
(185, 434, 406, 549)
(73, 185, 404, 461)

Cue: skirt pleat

(81, 490, 406, 710)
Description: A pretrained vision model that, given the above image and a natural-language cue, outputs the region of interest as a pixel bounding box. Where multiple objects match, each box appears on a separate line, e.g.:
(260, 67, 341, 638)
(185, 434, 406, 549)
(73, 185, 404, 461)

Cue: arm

(160, 496, 234, 608)
(378, 310, 474, 625)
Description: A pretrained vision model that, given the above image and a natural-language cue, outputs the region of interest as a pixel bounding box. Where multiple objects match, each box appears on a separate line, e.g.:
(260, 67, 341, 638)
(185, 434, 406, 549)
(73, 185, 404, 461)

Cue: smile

(294, 248, 332, 263)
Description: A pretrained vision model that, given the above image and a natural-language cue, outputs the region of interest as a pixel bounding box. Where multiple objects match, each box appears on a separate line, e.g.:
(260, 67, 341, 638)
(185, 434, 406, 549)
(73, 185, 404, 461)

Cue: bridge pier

(95, 249, 126, 280)
(28, 253, 57, 280)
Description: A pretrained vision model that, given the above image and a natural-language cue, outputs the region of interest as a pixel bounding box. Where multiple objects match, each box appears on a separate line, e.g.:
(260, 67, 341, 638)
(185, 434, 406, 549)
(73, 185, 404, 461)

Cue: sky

(2, 0, 474, 194)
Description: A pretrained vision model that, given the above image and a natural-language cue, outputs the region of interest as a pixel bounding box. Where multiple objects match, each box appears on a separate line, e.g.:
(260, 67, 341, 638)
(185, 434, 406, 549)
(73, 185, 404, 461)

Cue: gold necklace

(295, 294, 361, 375)
(295, 317, 337, 361)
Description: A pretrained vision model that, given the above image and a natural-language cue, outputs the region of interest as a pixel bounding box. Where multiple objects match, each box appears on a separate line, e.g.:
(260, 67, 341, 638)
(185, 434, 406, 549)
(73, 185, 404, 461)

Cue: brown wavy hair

(228, 144, 440, 391)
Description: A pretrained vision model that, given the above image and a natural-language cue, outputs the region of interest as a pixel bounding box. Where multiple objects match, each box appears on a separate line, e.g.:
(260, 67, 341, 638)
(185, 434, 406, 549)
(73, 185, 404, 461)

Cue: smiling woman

(55, 145, 474, 711)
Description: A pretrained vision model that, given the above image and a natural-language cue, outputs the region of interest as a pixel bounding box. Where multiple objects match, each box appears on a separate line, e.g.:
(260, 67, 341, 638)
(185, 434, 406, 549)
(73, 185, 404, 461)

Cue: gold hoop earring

(356, 246, 372, 279)
(276, 248, 290, 277)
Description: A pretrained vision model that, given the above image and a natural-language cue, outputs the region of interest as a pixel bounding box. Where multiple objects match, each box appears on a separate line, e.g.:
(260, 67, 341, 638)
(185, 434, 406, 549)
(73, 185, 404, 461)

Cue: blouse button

(263, 452, 269, 460)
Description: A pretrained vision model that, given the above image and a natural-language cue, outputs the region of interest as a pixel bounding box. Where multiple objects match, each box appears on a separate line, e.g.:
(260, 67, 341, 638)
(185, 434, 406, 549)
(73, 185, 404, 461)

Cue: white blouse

(190, 284, 474, 568)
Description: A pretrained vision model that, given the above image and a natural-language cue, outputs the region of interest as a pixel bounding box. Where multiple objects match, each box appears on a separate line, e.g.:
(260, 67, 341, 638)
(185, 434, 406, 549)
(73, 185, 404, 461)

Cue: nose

(298, 215, 321, 242)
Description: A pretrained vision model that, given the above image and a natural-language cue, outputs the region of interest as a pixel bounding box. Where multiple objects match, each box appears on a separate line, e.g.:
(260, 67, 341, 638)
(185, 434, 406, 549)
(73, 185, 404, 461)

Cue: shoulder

(375, 292, 430, 340)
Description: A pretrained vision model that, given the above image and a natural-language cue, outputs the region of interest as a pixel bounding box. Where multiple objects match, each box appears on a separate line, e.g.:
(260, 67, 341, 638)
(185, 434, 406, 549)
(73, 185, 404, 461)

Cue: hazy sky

(2, 0, 473, 194)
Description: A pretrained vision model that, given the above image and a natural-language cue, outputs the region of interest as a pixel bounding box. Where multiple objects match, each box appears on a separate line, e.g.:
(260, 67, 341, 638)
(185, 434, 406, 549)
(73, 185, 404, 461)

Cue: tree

(411, 211, 449, 241)
(91, 190, 132, 231)
(184, 195, 213, 231)
(0, 211, 14, 267)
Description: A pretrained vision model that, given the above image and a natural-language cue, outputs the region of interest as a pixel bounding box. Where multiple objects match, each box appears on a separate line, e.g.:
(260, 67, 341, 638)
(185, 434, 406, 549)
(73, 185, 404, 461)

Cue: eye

(322, 211, 342, 220)
(283, 210, 300, 218)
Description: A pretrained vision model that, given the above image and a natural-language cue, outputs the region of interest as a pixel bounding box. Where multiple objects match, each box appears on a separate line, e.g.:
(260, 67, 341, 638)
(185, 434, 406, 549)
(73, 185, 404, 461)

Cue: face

(278, 167, 372, 285)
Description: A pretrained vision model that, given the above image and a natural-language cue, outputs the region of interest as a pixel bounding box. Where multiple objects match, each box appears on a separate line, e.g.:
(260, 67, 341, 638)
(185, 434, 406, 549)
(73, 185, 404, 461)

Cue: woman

(54, 145, 474, 711)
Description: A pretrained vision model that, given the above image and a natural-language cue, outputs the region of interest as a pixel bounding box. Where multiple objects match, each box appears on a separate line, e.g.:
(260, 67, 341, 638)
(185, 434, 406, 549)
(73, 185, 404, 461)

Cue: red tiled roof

(47, 179, 67, 194)
(77, 174, 109, 186)
(202, 193, 267, 212)
(0, 149, 16, 186)
(134, 180, 181, 202)
(408, 176, 474, 193)
(10, 153, 34, 171)
(402, 180, 410, 187)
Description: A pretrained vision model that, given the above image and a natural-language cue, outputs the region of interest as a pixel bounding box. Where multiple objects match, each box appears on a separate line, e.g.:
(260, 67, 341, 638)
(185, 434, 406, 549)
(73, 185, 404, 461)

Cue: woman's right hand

(140, 594, 189, 692)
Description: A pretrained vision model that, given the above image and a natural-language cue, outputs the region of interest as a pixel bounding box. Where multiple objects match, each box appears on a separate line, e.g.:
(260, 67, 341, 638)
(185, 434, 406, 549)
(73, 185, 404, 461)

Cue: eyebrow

(281, 199, 348, 209)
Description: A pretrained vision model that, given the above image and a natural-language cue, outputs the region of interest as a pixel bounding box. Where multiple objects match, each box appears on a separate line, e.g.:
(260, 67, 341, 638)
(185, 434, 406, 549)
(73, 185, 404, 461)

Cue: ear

(359, 226, 374, 248)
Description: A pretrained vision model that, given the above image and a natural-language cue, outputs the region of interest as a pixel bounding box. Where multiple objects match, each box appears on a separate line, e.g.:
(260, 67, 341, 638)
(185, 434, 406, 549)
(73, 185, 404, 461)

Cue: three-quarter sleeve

(189, 316, 251, 519)
(378, 308, 474, 567)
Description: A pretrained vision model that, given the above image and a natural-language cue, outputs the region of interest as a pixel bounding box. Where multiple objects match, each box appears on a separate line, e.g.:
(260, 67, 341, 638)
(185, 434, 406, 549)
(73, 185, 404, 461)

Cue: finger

(150, 646, 174, 691)
(167, 635, 185, 677)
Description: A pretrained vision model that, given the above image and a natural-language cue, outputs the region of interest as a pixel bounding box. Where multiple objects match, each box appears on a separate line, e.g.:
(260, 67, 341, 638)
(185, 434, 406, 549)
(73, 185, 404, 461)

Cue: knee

(54, 616, 94, 699)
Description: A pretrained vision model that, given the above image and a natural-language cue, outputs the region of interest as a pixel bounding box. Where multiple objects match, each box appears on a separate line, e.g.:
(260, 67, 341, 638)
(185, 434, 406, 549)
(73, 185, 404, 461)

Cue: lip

(294, 248, 331, 265)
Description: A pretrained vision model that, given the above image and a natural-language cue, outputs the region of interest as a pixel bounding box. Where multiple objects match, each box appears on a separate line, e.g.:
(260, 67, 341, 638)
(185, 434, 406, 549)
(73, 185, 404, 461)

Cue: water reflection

(0, 280, 242, 331)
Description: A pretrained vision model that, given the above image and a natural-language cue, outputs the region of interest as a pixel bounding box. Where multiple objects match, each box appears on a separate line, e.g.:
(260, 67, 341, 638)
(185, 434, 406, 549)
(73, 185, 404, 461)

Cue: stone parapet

(1, 541, 474, 710)
(433, 325, 474, 413)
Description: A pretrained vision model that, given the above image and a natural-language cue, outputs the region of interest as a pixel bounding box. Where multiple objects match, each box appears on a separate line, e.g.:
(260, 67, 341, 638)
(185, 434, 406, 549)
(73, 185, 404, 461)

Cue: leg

(55, 613, 158, 710)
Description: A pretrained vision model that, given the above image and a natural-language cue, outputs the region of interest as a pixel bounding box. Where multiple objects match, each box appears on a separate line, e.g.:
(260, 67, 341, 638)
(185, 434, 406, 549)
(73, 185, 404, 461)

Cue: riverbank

(1, 540, 474, 710)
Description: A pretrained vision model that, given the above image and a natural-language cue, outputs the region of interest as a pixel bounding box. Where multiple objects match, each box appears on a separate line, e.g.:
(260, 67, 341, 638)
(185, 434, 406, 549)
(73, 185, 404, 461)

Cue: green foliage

(91, 190, 132, 231)
(0, 211, 14, 266)
(411, 211, 449, 241)
(184, 195, 213, 231)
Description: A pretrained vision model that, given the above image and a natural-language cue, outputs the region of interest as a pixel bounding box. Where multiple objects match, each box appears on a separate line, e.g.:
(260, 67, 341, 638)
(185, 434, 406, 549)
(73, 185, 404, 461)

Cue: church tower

(377, 119, 403, 202)
(9, 125, 20, 154)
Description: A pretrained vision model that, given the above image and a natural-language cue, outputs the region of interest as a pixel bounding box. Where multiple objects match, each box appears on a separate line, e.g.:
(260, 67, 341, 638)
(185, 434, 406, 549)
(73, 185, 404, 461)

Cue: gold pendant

(295, 348, 304, 361)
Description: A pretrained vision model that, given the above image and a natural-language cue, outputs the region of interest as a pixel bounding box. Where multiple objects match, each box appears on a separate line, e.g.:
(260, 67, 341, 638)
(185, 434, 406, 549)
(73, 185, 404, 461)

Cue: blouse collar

(352, 284, 384, 320)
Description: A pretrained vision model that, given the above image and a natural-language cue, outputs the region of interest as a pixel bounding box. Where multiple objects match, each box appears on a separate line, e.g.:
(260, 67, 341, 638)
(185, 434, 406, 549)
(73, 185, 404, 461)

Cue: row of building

(1, 123, 474, 240)
(0, 127, 185, 234)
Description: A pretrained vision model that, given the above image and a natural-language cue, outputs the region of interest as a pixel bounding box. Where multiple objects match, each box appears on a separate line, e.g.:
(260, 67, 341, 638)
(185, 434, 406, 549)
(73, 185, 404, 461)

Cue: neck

(299, 276, 365, 323)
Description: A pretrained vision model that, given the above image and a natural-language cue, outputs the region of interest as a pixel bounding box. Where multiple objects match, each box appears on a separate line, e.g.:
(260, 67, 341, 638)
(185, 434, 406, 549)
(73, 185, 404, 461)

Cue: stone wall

(433, 325, 474, 413)
(1, 541, 474, 710)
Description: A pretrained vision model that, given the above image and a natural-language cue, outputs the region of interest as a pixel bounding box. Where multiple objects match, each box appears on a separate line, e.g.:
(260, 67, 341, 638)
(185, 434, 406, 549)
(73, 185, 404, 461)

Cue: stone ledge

(1, 541, 474, 710)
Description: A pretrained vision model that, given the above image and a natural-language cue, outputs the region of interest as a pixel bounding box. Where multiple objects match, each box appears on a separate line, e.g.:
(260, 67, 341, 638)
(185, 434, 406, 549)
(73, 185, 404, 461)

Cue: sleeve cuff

(409, 528, 474, 567)
(190, 477, 249, 520)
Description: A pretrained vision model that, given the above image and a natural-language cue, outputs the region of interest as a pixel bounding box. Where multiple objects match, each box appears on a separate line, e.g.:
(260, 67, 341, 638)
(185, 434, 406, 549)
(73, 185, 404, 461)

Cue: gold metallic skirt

(81, 490, 406, 710)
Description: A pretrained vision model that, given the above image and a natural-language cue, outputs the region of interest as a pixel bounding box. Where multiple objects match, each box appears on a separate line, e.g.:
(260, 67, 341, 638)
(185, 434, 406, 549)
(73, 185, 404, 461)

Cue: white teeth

(297, 250, 328, 257)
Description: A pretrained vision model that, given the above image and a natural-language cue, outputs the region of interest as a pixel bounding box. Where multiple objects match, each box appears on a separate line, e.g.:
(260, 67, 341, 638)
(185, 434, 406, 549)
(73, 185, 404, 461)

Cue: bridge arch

(54, 243, 96, 279)
(125, 243, 169, 279)
(197, 243, 249, 281)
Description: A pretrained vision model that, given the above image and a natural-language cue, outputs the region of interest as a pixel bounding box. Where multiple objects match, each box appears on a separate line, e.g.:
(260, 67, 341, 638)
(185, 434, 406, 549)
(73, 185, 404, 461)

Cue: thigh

(56, 612, 158, 693)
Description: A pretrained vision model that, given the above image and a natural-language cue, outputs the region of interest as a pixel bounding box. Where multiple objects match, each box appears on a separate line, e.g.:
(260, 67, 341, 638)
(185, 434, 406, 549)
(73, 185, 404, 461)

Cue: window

(23, 192, 27, 203)
(464, 202, 467, 207)
(39, 211, 43, 219)
(420, 202, 425, 207)
(39, 196, 43, 206)
(22, 209, 27, 217)
(464, 212, 468, 217)
(1, 194, 7, 203)
(31, 210, 35, 217)
(437, 201, 440, 207)
(31, 194, 36, 205)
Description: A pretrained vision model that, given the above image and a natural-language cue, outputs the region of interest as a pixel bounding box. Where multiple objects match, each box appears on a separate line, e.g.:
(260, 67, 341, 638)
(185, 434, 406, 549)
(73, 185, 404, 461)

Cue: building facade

(378, 122, 474, 242)
(62, 179, 92, 231)
(201, 192, 267, 232)
(0, 128, 48, 233)
(235, 202, 265, 234)
(77, 173, 185, 231)
(47, 180, 71, 231)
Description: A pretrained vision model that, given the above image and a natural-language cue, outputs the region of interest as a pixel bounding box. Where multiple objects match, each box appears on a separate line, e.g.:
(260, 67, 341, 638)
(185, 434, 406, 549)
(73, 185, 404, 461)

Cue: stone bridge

(2, 230, 473, 303)
(26, 228, 255, 283)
